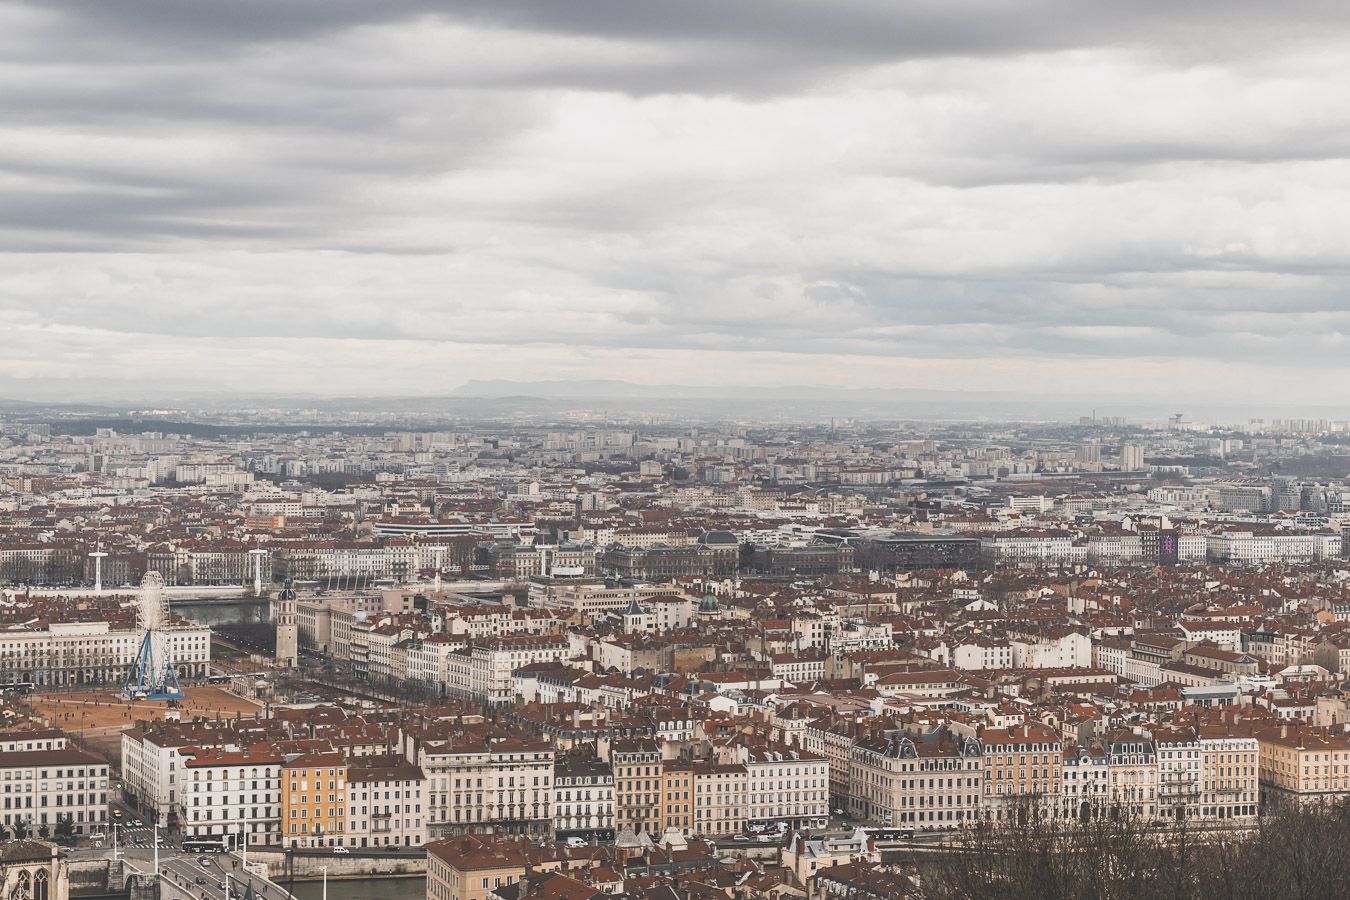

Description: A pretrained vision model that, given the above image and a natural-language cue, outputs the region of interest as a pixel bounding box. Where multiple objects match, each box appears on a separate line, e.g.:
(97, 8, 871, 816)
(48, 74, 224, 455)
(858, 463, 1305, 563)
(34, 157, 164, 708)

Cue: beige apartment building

(848, 725, 984, 829)
(1257, 723, 1350, 808)
(981, 722, 1064, 821)
(803, 715, 862, 810)
(409, 729, 554, 839)
(690, 762, 747, 836)
(1106, 731, 1159, 820)
(426, 835, 525, 900)
(1199, 727, 1259, 820)
(610, 738, 661, 835)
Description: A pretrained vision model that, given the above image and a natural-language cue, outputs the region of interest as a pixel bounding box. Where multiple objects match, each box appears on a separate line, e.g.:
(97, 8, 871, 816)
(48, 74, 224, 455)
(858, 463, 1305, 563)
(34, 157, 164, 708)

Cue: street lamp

(239, 823, 249, 869)
(319, 866, 328, 900)
(152, 822, 162, 894)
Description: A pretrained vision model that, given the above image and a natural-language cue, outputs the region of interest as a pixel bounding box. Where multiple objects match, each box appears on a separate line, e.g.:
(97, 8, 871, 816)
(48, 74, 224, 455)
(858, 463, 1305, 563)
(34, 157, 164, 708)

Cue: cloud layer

(4, 1, 1350, 403)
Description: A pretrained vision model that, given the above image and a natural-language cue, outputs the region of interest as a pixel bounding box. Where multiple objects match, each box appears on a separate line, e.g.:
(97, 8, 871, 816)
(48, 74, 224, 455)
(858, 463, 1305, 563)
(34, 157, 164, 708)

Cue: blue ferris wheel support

(123, 630, 185, 702)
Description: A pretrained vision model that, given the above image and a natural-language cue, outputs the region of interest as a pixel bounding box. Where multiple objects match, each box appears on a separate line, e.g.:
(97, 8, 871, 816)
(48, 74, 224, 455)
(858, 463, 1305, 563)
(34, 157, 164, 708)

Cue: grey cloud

(14, 1, 1350, 93)
(20, 2, 1347, 54)
(3, 2, 1350, 397)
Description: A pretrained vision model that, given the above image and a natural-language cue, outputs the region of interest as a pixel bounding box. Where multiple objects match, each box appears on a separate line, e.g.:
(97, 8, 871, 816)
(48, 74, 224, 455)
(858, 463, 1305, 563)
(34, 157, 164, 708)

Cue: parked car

(333, 846, 350, 854)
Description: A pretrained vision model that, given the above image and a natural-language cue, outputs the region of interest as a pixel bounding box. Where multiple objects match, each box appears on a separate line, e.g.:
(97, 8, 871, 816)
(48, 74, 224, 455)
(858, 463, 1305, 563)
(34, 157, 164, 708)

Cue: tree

(54, 814, 75, 842)
(921, 801, 1350, 900)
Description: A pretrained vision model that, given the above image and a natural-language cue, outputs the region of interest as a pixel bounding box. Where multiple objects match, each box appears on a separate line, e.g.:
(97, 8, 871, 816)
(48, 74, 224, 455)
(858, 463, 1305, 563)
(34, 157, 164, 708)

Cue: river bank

(289, 876, 426, 900)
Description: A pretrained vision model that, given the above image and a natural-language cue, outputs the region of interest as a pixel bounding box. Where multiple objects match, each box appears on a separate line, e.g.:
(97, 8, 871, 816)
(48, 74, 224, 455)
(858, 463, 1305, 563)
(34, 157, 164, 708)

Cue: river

(289, 877, 425, 900)
(172, 599, 270, 628)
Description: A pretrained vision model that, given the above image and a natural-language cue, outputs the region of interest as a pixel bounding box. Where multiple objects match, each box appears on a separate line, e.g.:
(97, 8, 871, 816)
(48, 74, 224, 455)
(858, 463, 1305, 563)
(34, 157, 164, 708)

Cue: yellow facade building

(1257, 723, 1350, 808)
(282, 751, 348, 847)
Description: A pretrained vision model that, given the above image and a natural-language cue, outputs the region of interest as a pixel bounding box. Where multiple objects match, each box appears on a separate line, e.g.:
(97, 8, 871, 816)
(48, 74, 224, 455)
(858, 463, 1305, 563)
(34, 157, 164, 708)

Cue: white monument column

(89, 550, 108, 595)
(248, 548, 269, 595)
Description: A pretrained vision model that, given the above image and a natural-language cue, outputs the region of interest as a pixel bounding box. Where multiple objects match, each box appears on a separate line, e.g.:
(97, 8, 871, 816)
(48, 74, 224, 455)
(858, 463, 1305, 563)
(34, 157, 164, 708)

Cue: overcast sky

(5, 1, 1350, 402)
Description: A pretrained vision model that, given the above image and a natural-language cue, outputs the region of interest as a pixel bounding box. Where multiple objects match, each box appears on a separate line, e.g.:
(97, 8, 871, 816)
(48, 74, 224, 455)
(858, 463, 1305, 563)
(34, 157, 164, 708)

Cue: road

(288, 847, 424, 859)
(122, 848, 295, 900)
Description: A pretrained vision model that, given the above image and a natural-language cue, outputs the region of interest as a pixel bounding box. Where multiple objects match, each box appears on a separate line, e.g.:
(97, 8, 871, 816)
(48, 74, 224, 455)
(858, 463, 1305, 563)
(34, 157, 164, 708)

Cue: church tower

(272, 580, 299, 668)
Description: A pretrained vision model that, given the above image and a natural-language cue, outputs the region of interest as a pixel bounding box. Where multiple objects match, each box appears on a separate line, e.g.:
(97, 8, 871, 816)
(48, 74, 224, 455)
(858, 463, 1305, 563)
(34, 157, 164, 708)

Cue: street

(119, 847, 296, 900)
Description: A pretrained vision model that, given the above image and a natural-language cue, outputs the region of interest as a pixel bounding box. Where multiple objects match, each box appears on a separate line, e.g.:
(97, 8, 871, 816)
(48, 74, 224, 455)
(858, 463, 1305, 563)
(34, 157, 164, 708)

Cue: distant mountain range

(451, 379, 1028, 402)
(439, 379, 1132, 421)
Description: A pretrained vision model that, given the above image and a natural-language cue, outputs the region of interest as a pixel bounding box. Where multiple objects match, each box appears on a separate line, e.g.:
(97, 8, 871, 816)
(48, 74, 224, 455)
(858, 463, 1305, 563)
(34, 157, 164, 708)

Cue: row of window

(0, 793, 105, 808)
(1, 769, 104, 779)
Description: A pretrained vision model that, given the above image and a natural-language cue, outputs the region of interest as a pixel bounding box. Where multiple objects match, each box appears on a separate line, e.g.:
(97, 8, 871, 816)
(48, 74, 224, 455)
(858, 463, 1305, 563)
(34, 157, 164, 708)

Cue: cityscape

(2, 407, 1350, 898)
(5, 2, 1350, 900)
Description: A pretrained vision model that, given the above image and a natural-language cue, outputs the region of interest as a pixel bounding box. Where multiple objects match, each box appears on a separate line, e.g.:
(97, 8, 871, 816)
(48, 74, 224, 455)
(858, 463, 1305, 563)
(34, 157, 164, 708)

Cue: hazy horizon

(1, 376, 1347, 427)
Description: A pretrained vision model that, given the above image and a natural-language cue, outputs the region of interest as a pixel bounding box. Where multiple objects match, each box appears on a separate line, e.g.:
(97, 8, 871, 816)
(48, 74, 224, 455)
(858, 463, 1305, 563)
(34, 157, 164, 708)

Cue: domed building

(696, 593, 722, 622)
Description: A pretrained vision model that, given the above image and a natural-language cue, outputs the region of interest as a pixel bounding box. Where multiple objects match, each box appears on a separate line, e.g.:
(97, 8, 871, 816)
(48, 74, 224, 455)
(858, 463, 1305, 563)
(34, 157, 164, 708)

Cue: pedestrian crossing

(111, 825, 173, 848)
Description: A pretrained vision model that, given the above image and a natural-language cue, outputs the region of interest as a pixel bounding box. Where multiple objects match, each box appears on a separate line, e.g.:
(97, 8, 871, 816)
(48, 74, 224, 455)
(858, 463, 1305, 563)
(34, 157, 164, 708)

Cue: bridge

(18, 585, 254, 600)
(68, 843, 301, 900)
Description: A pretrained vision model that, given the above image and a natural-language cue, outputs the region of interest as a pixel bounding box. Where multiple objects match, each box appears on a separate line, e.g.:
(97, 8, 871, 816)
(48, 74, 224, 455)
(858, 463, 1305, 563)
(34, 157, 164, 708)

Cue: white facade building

(444, 636, 571, 706)
(734, 747, 829, 828)
(346, 759, 428, 848)
(0, 621, 210, 688)
(0, 747, 110, 835)
(180, 747, 283, 845)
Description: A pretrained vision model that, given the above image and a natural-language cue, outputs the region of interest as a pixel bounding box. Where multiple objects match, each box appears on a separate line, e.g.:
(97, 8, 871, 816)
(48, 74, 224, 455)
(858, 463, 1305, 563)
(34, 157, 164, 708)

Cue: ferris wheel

(123, 571, 185, 701)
